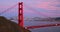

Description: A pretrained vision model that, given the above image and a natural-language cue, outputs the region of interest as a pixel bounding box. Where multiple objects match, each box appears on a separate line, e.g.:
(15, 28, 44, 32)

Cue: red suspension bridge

(0, 2, 60, 29)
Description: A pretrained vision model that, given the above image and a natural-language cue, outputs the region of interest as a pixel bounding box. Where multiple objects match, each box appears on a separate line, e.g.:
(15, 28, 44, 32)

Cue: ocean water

(11, 20, 60, 32)
(24, 21, 60, 32)
(24, 21, 60, 26)
(29, 26, 60, 32)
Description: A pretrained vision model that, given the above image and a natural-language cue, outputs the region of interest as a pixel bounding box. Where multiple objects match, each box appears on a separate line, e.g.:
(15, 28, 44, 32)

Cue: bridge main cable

(0, 4, 17, 15)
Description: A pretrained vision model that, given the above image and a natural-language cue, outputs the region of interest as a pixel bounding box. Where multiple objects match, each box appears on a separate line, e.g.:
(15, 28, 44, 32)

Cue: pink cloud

(29, 2, 60, 10)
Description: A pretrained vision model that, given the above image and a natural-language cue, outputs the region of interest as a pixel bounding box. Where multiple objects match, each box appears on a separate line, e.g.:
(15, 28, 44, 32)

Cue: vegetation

(0, 16, 31, 32)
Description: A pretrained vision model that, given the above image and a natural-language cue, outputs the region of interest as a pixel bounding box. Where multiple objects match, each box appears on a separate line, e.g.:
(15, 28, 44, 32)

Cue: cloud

(28, 2, 60, 10)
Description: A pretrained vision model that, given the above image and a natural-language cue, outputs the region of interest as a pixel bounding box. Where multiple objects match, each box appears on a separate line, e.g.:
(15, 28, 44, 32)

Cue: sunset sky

(0, 0, 60, 18)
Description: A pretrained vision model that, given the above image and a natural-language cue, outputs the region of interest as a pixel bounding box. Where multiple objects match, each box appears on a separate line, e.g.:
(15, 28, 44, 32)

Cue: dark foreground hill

(0, 16, 31, 32)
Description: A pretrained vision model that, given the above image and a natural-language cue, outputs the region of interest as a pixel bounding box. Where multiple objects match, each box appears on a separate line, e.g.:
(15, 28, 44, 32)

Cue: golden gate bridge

(0, 2, 60, 29)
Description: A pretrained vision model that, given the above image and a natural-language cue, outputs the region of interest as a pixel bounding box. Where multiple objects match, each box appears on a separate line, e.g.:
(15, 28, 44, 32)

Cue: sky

(0, 0, 60, 18)
(0, 0, 18, 18)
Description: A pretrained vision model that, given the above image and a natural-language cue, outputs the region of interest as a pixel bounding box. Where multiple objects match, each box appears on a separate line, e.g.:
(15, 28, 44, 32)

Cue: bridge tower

(18, 2, 24, 27)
